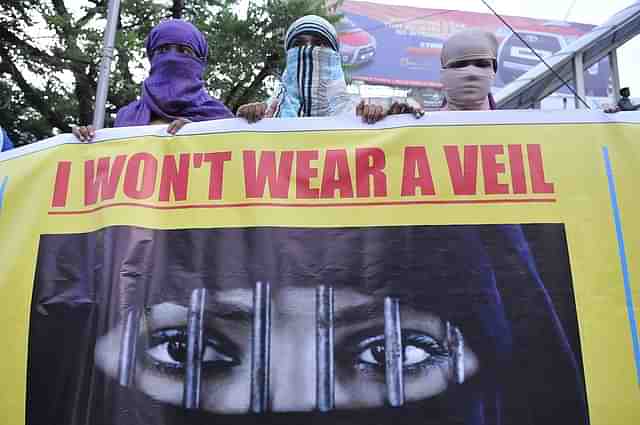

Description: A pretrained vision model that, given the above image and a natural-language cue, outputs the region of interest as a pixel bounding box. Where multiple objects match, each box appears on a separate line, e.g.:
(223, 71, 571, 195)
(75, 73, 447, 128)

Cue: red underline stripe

(48, 198, 557, 215)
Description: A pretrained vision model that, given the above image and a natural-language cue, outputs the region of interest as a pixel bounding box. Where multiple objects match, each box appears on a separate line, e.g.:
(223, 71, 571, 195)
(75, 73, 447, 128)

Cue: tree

(0, 0, 339, 146)
(184, 0, 341, 111)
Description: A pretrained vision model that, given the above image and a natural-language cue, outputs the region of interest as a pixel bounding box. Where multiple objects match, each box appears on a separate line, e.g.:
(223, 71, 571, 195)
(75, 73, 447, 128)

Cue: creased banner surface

(0, 112, 638, 425)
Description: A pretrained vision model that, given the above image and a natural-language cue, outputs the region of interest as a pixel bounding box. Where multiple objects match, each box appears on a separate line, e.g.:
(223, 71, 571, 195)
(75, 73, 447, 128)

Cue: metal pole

(316, 285, 335, 412)
(573, 53, 587, 109)
(183, 288, 207, 409)
(118, 309, 140, 387)
(251, 281, 271, 413)
(609, 49, 621, 105)
(92, 0, 122, 129)
(384, 297, 404, 407)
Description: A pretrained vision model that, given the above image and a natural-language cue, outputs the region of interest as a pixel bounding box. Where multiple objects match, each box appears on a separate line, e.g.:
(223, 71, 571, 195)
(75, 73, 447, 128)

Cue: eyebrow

(151, 298, 254, 324)
(204, 299, 253, 323)
(152, 294, 391, 327)
(334, 301, 384, 327)
(211, 299, 386, 326)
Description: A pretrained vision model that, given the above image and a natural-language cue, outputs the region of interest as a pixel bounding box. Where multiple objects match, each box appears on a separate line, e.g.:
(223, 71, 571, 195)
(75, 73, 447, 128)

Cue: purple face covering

(114, 20, 232, 127)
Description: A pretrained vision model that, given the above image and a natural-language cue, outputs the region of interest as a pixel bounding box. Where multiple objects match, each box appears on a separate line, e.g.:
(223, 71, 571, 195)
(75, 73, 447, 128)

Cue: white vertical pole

(609, 49, 621, 105)
(573, 53, 586, 109)
(93, 0, 122, 129)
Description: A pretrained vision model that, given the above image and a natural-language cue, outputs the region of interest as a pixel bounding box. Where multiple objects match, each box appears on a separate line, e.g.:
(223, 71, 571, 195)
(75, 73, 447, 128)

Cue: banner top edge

(1, 110, 638, 163)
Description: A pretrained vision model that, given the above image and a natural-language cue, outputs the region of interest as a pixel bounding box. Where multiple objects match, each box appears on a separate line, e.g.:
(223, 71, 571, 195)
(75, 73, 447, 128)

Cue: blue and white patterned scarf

(268, 46, 353, 118)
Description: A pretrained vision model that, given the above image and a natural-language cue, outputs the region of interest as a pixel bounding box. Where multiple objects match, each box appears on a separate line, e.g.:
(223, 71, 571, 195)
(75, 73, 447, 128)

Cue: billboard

(1, 112, 639, 424)
(337, 1, 611, 106)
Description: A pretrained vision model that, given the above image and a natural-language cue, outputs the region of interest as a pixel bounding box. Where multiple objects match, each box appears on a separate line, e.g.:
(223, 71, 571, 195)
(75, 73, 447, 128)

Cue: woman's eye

(358, 343, 385, 365)
(356, 333, 448, 369)
(145, 329, 237, 371)
(179, 46, 195, 57)
(449, 61, 468, 69)
(403, 344, 431, 365)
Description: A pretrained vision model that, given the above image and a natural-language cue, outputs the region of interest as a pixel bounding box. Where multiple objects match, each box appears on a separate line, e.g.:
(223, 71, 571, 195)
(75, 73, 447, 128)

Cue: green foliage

(0, 0, 340, 145)
(0, 81, 50, 145)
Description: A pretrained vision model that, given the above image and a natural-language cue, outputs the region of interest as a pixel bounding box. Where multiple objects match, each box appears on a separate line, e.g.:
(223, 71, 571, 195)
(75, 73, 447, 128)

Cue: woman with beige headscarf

(440, 29, 499, 111)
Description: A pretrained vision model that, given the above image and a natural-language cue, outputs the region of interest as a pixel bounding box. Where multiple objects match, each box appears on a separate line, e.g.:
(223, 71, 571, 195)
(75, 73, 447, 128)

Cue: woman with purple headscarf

(74, 19, 232, 141)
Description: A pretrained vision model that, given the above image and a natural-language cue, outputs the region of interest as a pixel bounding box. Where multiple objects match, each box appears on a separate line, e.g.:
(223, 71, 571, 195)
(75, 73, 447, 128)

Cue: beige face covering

(440, 30, 498, 111)
(441, 66, 495, 111)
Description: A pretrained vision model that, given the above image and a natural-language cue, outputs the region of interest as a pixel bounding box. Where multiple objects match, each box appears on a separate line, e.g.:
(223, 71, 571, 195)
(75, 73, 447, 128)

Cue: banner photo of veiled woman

(27, 224, 588, 425)
(2, 113, 639, 424)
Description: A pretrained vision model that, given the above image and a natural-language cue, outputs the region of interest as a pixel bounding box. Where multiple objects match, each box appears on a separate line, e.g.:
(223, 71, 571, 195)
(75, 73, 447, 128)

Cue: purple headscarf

(114, 19, 232, 127)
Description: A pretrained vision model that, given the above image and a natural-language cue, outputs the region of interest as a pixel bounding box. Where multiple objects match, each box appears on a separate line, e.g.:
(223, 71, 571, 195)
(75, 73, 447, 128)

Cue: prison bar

(446, 322, 454, 384)
(445, 322, 465, 385)
(452, 325, 465, 385)
(384, 297, 404, 407)
(183, 288, 207, 409)
(251, 281, 271, 413)
(316, 285, 335, 411)
(118, 308, 141, 387)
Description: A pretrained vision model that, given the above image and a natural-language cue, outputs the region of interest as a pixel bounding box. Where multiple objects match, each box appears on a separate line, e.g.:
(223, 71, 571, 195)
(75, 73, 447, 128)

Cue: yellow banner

(0, 113, 638, 425)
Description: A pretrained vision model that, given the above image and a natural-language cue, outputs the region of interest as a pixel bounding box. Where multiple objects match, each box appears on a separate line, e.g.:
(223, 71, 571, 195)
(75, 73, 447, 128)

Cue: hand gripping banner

(0, 112, 638, 425)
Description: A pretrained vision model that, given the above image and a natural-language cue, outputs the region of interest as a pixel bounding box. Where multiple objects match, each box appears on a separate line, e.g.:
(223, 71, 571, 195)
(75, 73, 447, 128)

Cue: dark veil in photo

(27, 224, 589, 425)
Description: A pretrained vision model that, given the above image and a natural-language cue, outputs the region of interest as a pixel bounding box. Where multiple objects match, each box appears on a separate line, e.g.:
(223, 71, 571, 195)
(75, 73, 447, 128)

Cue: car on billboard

(337, 17, 376, 66)
(497, 28, 609, 96)
(497, 30, 567, 85)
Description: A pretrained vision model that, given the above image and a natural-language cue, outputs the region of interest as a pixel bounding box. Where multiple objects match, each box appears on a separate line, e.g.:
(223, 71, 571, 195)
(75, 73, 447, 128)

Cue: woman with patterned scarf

(237, 15, 422, 124)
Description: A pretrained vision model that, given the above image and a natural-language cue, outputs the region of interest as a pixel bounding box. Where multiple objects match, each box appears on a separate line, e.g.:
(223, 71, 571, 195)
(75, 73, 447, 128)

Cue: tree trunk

(74, 71, 97, 126)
